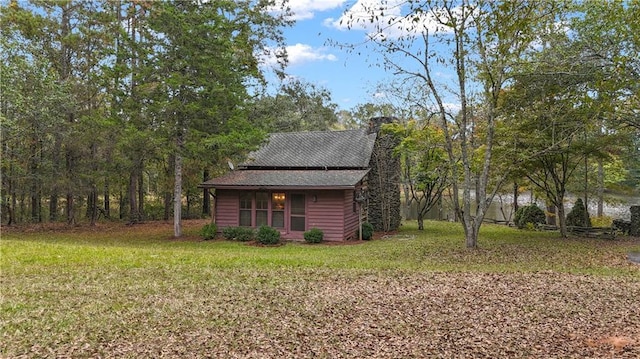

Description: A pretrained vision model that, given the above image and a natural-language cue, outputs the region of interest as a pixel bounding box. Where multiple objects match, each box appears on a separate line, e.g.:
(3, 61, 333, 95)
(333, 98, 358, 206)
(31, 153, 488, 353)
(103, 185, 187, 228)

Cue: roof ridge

(268, 128, 367, 136)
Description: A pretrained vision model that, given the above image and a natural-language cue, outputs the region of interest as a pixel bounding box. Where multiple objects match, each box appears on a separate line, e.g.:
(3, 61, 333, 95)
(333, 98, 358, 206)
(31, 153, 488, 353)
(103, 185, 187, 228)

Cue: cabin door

(290, 193, 306, 232)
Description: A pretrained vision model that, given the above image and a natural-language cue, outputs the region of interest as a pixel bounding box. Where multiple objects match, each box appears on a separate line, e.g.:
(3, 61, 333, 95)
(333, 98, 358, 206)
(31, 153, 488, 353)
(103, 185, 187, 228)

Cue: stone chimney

(366, 116, 401, 232)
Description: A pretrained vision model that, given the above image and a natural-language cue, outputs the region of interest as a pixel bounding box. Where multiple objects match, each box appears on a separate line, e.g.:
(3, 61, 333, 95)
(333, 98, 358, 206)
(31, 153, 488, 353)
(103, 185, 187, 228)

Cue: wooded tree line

(2, 0, 639, 247)
(0, 0, 346, 230)
(348, 0, 639, 245)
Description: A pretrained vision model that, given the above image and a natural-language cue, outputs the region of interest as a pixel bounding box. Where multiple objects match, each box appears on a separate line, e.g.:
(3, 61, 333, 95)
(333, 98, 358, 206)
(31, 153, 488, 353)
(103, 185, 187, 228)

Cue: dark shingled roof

(201, 169, 370, 189)
(241, 129, 377, 169)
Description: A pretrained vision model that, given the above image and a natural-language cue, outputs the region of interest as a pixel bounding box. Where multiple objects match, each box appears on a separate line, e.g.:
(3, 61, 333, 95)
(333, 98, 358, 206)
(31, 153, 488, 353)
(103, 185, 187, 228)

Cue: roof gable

(240, 129, 377, 169)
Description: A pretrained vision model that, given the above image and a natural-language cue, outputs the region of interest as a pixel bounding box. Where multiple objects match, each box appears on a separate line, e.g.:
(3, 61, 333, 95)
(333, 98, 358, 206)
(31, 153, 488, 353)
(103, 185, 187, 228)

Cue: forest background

(1, 0, 638, 243)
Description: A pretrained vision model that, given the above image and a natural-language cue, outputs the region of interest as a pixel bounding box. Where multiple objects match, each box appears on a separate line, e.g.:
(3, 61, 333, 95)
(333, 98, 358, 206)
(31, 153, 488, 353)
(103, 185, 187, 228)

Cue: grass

(4, 220, 638, 275)
(1, 219, 639, 358)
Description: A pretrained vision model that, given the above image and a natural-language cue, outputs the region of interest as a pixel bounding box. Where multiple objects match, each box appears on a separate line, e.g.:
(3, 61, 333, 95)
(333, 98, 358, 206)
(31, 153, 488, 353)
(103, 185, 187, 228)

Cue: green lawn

(2, 220, 639, 358)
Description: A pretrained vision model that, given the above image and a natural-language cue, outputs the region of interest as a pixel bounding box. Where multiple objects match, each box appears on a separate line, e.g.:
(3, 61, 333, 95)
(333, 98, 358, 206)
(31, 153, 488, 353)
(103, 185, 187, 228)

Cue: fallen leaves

(586, 336, 636, 353)
(2, 220, 639, 358)
(3, 269, 639, 358)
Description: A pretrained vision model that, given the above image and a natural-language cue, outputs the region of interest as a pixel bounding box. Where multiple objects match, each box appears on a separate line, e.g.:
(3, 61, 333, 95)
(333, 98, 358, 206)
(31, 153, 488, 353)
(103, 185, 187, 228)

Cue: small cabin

(200, 129, 377, 241)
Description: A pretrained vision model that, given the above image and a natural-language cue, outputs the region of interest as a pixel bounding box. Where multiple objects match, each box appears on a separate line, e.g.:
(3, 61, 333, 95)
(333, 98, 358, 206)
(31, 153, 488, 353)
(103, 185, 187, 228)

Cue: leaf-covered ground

(2, 220, 639, 358)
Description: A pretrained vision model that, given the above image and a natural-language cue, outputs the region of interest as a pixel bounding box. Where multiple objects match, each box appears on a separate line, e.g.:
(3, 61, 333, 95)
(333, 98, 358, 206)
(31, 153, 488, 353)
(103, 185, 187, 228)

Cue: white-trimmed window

(239, 192, 252, 226)
(271, 193, 285, 228)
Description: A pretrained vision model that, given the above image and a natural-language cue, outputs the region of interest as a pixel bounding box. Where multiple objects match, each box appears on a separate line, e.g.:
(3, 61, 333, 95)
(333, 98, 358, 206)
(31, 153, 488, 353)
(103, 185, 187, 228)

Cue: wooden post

(630, 206, 640, 237)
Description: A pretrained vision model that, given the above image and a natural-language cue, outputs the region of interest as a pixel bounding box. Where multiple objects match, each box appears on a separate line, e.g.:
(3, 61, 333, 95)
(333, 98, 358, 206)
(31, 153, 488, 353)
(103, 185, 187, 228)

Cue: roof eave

(200, 184, 360, 190)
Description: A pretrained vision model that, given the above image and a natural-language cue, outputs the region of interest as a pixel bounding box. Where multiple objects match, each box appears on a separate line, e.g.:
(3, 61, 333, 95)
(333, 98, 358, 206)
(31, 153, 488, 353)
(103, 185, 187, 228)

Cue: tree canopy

(1, 0, 292, 233)
(339, 0, 639, 246)
(1, 0, 638, 245)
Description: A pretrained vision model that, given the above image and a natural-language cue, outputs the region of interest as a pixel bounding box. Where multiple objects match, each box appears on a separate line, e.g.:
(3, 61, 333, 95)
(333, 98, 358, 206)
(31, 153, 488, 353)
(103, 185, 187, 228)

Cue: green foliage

(514, 204, 546, 229)
(346, 103, 396, 129)
(383, 120, 449, 226)
(248, 79, 338, 133)
(201, 223, 218, 240)
(566, 198, 592, 228)
(222, 227, 255, 242)
(142, 203, 165, 221)
(256, 225, 281, 245)
(303, 228, 324, 244)
(356, 222, 374, 240)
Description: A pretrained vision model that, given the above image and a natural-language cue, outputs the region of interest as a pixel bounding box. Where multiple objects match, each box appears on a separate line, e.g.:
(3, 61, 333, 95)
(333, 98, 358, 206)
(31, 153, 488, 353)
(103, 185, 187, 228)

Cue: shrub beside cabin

(200, 128, 382, 241)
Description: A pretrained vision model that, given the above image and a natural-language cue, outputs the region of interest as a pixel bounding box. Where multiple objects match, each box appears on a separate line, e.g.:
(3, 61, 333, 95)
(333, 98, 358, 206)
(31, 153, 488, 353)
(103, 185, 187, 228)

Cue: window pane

(256, 210, 268, 227)
(291, 194, 305, 215)
(272, 211, 284, 228)
(239, 210, 251, 226)
(256, 192, 269, 210)
(240, 193, 252, 210)
(272, 193, 285, 210)
(291, 216, 305, 231)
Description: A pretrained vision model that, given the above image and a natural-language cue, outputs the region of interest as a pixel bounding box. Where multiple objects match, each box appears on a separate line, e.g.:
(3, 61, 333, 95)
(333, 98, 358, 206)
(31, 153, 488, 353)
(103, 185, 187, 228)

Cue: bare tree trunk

(65, 150, 75, 225)
(513, 182, 519, 214)
(119, 189, 125, 220)
(50, 136, 61, 221)
(66, 192, 75, 225)
(30, 184, 39, 223)
(9, 190, 16, 226)
(187, 193, 192, 219)
(164, 153, 175, 221)
(4, 161, 16, 224)
(138, 166, 144, 218)
(557, 195, 567, 238)
(29, 138, 40, 222)
(174, 152, 183, 237)
(202, 169, 210, 215)
(19, 193, 25, 223)
(546, 201, 557, 226)
(104, 181, 110, 218)
(129, 171, 138, 223)
(174, 133, 184, 237)
(584, 153, 589, 224)
(597, 157, 604, 217)
(88, 186, 98, 226)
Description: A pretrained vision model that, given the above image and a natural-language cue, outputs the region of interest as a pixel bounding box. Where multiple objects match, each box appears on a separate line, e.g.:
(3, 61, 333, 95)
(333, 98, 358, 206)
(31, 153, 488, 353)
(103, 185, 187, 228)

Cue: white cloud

(442, 102, 461, 114)
(287, 43, 337, 66)
(271, 0, 347, 21)
(260, 43, 337, 68)
(325, 0, 460, 40)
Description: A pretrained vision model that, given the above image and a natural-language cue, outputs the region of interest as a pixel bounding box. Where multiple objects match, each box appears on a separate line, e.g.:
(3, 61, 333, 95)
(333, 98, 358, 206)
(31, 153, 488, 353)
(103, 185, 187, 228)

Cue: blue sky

(262, 0, 463, 113)
(264, 0, 410, 111)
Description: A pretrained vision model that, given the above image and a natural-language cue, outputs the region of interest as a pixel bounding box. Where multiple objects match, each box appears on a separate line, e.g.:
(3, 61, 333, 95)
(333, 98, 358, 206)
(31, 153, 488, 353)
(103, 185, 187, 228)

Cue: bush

(222, 226, 255, 242)
(566, 198, 591, 228)
(200, 223, 218, 240)
(514, 204, 546, 229)
(356, 222, 374, 240)
(591, 215, 613, 227)
(256, 225, 280, 245)
(143, 203, 165, 221)
(303, 228, 324, 243)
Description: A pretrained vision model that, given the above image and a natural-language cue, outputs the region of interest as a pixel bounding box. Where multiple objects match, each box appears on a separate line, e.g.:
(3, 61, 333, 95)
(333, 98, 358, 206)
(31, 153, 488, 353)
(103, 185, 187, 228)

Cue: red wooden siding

(343, 190, 359, 240)
(307, 190, 346, 241)
(214, 189, 357, 241)
(215, 189, 239, 227)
